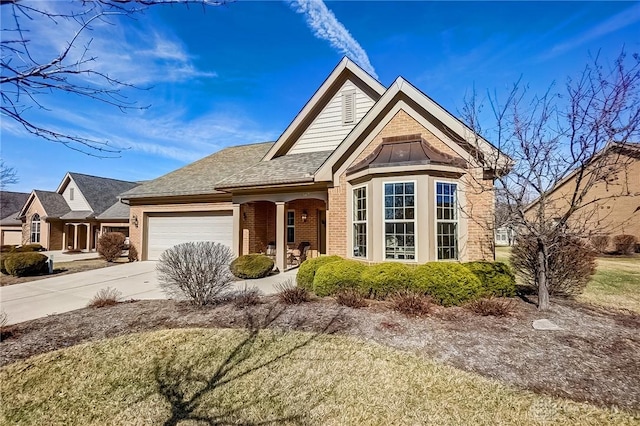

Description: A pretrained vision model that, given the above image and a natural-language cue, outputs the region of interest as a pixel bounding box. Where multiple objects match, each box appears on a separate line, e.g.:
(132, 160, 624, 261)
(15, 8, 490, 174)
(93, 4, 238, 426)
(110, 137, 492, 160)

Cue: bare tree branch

(0, 160, 19, 189)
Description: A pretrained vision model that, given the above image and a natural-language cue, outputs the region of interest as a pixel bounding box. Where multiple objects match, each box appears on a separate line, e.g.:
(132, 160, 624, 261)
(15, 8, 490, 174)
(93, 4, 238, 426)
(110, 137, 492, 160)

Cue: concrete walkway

(0, 262, 297, 325)
(43, 250, 101, 262)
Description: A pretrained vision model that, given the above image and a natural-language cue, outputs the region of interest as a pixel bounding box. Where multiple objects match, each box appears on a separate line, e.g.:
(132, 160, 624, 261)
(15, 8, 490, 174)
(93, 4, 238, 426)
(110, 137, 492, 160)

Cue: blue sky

(2, 1, 639, 193)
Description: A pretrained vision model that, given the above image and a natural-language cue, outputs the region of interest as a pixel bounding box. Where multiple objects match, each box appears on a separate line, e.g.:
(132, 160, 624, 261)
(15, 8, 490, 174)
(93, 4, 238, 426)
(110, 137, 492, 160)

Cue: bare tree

(462, 51, 640, 310)
(1, 0, 224, 156)
(0, 160, 18, 189)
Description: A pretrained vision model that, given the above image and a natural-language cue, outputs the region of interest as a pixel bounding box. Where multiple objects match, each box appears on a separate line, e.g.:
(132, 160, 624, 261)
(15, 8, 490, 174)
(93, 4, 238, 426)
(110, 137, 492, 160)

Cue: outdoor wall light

(301, 210, 308, 222)
(132, 214, 139, 228)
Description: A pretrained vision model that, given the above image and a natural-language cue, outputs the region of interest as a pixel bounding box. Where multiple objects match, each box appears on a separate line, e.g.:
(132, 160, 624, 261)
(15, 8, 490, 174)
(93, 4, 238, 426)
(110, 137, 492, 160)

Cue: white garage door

(2, 230, 22, 246)
(147, 213, 233, 260)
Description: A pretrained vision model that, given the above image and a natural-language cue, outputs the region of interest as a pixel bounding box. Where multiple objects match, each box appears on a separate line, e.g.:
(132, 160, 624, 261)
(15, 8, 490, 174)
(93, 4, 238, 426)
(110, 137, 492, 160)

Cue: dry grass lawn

(1, 328, 637, 426)
(0, 258, 125, 287)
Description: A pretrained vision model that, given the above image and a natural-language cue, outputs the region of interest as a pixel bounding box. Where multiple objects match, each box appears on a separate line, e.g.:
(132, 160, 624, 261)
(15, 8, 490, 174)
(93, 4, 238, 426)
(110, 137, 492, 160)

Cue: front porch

(233, 192, 327, 272)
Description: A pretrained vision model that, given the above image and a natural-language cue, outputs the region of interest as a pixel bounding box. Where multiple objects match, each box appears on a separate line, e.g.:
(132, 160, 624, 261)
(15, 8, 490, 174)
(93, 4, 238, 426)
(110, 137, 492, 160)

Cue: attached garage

(146, 212, 233, 260)
(1, 229, 22, 246)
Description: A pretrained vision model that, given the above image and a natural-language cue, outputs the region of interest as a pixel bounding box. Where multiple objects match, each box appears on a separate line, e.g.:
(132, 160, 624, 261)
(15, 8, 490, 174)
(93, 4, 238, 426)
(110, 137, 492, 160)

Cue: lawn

(1, 328, 636, 426)
(495, 246, 640, 313)
(0, 258, 124, 287)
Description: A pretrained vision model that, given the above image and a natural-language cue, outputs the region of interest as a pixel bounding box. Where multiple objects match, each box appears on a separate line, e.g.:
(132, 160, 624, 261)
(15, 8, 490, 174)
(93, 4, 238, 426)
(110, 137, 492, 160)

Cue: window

(384, 182, 415, 260)
(69, 187, 74, 200)
(287, 210, 295, 244)
(342, 90, 356, 125)
(31, 213, 41, 243)
(436, 182, 458, 260)
(353, 186, 367, 257)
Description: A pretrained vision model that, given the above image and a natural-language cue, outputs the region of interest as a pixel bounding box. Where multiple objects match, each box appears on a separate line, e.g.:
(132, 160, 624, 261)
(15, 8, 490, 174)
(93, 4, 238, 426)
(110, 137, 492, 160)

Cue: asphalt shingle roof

(34, 190, 70, 218)
(216, 151, 333, 189)
(121, 142, 275, 199)
(96, 201, 130, 220)
(69, 173, 138, 215)
(60, 210, 94, 220)
(0, 191, 29, 225)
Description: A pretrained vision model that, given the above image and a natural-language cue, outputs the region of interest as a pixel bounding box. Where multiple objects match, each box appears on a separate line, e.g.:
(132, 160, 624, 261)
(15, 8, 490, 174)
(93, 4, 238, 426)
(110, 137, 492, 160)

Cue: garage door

(147, 213, 233, 260)
(2, 230, 22, 246)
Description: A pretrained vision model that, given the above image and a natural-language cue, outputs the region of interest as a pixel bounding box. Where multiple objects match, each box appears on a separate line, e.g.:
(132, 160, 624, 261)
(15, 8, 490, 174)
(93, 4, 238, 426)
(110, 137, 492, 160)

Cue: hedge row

(297, 257, 516, 306)
(1, 252, 49, 277)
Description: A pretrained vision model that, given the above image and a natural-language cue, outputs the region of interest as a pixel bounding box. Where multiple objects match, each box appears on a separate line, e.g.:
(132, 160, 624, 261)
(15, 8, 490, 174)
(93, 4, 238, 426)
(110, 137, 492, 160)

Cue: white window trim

(382, 180, 418, 262)
(31, 213, 41, 244)
(342, 89, 356, 125)
(286, 209, 295, 245)
(352, 183, 368, 259)
(434, 180, 459, 261)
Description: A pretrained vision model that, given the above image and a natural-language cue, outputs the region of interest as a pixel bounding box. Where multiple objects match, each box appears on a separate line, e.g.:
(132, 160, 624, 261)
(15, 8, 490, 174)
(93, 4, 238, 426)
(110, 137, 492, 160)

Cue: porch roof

(96, 201, 130, 220)
(216, 150, 333, 189)
(60, 210, 94, 220)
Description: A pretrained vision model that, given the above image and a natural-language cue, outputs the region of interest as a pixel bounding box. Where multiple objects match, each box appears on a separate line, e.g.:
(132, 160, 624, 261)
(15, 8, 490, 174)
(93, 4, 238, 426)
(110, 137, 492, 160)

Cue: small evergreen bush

(360, 262, 413, 299)
(0, 245, 16, 253)
(465, 261, 516, 297)
(4, 252, 49, 277)
(297, 255, 342, 290)
(230, 254, 274, 279)
(13, 244, 44, 252)
(313, 259, 366, 297)
(412, 262, 483, 306)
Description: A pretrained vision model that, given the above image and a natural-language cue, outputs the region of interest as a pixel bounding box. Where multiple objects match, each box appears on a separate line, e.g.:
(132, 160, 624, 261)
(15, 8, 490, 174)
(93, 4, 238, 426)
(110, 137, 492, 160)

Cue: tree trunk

(537, 240, 550, 311)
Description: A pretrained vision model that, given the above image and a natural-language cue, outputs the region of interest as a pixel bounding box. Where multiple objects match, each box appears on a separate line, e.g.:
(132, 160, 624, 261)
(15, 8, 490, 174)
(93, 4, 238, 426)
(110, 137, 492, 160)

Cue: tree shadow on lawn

(153, 303, 345, 426)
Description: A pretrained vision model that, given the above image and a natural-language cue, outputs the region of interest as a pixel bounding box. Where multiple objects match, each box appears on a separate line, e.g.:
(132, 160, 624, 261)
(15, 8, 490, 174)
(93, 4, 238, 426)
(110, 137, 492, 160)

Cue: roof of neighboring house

(33, 190, 71, 218)
(121, 142, 275, 199)
(0, 191, 29, 225)
(96, 201, 130, 220)
(68, 172, 138, 214)
(347, 135, 468, 175)
(60, 210, 95, 220)
(216, 150, 333, 189)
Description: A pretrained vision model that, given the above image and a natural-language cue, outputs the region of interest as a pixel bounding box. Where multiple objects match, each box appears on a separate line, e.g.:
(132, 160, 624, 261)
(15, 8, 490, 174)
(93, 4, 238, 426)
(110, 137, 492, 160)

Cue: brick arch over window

(31, 213, 41, 244)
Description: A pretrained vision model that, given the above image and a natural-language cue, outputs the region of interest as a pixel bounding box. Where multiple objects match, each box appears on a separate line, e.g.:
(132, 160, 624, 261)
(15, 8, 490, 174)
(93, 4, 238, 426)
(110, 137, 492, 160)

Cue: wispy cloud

(541, 3, 640, 60)
(288, 0, 378, 78)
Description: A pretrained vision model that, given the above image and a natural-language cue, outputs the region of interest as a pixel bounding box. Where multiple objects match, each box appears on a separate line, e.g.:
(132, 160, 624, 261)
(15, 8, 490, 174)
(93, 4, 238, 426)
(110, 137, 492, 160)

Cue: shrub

(87, 287, 122, 308)
(313, 259, 366, 297)
(412, 262, 483, 306)
(98, 232, 126, 262)
(0, 253, 14, 274)
(465, 261, 516, 297)
(360, 262, 413, 299)
(275, 279, 310, 304)
(4, 252, 49, 277)
(511, 233, 596, 297)
(231, 287, 262, 308)
(391, 291, 432, 317)
(128, 244, 138, 262)
(335, 289, 368, 308)
(297, 255, 342, 290)
(157, 241, 235, 306)
(613, 234, 637, 255)
(13, 244, 44, 252)
(590, 235, 610, 253)
(466, 297, 514, 317)
(230, 254, 274, 279)
(0, 245, 16, 253)
(0, 311, 12, 341)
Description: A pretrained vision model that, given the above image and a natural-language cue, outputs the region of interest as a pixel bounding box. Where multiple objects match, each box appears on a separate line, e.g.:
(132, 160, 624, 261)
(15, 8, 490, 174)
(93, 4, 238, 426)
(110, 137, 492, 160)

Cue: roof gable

(19, 190, 71, 219)
(63, 173, 138, 214)
(263, 58, 386, 160)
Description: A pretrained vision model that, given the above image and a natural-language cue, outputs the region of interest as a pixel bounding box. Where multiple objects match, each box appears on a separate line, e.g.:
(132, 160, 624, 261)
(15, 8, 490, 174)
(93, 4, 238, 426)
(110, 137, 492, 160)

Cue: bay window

(436, 182, 458, 260)
(353, 186, 367, 257)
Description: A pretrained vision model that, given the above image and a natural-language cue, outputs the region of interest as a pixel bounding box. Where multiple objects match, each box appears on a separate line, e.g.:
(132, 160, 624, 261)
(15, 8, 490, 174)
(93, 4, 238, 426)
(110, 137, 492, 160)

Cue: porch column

(62, 224, 67, 250)
(232, 203, 241, 258)
(275, 201, 286, 272)
(73, 224, 79, 250)
(85, 224, 91, 251)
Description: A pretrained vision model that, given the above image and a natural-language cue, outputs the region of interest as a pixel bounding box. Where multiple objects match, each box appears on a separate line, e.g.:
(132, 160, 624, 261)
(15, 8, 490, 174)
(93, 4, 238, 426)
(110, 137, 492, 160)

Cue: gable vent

(342, 90, 356, 125)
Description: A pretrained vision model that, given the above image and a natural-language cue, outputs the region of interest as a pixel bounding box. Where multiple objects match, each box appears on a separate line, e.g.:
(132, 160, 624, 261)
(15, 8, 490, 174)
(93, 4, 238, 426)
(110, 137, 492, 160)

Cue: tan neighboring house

(0, 191, 30, 246)
(524, 142, 640, 241)
(19, 173, 138, 250)
(121, 58, 509, 270)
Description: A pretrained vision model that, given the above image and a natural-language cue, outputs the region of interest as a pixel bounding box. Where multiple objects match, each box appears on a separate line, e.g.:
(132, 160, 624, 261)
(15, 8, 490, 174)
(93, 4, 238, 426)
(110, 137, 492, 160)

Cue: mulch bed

(1, 296, 639, 412)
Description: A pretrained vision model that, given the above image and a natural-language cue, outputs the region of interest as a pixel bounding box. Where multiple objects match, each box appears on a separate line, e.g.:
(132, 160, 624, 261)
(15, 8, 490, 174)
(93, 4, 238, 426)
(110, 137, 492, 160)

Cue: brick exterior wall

(48, 221, 64, 251)
(328, 109, 495, 261)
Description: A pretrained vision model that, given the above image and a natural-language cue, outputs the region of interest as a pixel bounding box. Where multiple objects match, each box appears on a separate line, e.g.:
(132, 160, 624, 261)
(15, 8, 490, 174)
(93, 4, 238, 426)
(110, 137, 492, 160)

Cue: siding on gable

(289, 80, 375, 154)
(62, 179, 91, 211)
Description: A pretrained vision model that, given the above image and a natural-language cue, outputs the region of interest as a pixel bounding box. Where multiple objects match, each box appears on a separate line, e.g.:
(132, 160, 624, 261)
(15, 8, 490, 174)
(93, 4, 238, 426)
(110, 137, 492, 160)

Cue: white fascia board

(55, 172, 72, 194)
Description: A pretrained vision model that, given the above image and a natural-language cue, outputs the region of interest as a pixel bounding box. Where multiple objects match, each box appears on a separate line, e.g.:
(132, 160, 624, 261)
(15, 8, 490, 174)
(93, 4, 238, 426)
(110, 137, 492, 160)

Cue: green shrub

(4, 252, 49, 277)
(13, 244, 44, 253)
(360, 262, 413, 299)
(230, 254, 274, 279)
(0, 245, 16, 253)
(313, 259, 366, 297)
(297, 255, 342, 290)
(412, 262, 483, 306)
(465, 261, 516, 297)
(0, 253, 14, 274)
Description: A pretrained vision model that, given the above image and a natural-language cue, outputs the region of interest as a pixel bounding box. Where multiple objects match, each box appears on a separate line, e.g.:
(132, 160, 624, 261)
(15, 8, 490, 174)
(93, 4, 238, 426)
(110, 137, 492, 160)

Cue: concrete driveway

(0, 262, 296, 325)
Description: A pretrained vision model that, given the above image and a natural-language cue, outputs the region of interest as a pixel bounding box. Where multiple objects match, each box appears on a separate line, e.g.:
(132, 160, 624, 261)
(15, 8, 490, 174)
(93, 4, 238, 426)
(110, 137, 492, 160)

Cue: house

(524, 142, 640, 243)
(19, 173, 138, 250)
(121, 58, 508, 270)
(0, 191, 30, 246)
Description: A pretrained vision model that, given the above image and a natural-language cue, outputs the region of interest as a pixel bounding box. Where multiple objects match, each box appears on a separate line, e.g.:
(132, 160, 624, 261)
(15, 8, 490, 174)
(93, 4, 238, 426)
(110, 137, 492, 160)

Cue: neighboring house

(0, 191, 30, 246)
(18, 173, 138, 250)
(121, 58, 509, 269)
(524, 142, 640, 241)
(494, 226, 516, 247)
